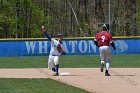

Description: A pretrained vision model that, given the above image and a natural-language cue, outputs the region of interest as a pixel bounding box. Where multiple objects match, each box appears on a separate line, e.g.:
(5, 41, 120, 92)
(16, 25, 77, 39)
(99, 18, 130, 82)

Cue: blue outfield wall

(0, 38, 140, 56)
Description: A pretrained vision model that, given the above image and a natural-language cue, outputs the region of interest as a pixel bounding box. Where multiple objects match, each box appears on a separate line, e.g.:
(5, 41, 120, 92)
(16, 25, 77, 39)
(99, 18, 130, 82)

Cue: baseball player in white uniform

(42, 26, 66, 76)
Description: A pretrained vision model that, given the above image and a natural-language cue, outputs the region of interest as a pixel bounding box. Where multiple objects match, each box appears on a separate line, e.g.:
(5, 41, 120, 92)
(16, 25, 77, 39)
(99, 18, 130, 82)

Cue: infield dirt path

(0, 68, 139, 93)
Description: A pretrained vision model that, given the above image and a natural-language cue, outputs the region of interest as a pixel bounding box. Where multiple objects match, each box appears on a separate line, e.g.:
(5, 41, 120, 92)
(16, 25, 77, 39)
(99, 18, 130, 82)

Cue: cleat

(105, 70, 111, 76)
(105, 72, 111, 76)
(53, 72, 59, 76)
(100, 63, 104, 72)
(52, 67, 56, 72)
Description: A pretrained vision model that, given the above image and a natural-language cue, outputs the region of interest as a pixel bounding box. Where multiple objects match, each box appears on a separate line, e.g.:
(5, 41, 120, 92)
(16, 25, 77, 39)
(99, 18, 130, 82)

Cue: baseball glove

(57, 44, 62, 53)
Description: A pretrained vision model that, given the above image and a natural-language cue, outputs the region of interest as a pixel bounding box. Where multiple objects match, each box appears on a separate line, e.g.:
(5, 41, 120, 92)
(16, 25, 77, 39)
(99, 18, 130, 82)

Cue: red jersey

(95, 31, 112, 47)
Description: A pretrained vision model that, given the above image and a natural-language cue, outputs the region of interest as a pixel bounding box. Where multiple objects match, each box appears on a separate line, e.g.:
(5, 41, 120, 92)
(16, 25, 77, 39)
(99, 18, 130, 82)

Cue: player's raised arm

(41, 26, 51, 41)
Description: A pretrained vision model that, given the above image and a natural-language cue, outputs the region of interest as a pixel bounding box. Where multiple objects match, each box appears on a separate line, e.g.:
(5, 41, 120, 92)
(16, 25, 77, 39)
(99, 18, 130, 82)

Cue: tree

(0, 0, 139, 38)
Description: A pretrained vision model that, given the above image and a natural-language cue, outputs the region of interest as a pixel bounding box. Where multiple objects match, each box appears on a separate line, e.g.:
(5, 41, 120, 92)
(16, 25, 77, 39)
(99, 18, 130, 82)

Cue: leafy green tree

(0, 0, 140, 38)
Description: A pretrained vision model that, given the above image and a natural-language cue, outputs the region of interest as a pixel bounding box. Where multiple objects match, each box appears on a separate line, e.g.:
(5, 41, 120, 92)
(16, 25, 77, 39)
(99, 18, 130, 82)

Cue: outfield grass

(0, 54, 140, 68)
(0, 78, 91, 93)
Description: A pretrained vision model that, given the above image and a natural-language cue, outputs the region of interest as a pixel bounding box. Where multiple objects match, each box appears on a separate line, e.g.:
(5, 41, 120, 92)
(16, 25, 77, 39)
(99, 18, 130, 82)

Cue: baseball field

(0, 54, 140, 93)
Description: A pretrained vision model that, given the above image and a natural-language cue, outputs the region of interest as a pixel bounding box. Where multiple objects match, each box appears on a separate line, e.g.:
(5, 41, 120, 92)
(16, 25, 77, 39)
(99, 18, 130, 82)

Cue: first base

(60, 72, 71, 76)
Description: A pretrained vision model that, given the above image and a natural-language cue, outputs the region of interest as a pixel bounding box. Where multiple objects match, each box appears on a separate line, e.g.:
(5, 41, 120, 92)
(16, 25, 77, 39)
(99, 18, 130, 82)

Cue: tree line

(0, 0, 140, 38)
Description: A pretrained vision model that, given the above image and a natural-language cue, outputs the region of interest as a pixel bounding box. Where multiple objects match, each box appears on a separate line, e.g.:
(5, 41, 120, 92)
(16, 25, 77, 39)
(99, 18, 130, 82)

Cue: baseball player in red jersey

(94, 24, 116, 76)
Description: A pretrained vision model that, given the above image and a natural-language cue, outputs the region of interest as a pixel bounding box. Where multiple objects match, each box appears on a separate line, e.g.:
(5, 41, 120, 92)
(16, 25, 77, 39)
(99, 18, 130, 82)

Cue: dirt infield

(0, 68, 139, 93)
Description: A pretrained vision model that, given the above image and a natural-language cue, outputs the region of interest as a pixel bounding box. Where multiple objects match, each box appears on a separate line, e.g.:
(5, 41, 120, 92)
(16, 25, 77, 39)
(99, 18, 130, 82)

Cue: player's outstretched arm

(41, 26, 51, 41)
(44, 32, 51, 41)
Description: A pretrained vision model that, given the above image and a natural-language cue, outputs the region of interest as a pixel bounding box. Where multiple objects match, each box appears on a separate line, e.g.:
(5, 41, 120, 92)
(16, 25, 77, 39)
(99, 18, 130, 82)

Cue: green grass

(0, 78, 91, 93)
(111, 54, 140, 67)
(0, 56, 48, 68)
(0, 54, 140, 68)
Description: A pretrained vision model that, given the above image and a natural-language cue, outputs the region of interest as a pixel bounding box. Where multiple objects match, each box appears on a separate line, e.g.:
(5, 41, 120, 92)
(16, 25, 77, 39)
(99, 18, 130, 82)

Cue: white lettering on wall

(69, 41, 78, 53)
(62, 41, 69, 53)
(25, 41, 36, 54)
(88, 40, 96, 53)
(25, 40, 97, 55)
(79, 40, 87, 53)
(39, 41, 48, 53)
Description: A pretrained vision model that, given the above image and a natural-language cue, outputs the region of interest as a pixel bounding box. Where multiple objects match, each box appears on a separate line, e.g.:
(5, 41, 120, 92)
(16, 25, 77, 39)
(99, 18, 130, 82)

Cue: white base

(60, 72, 71, 76)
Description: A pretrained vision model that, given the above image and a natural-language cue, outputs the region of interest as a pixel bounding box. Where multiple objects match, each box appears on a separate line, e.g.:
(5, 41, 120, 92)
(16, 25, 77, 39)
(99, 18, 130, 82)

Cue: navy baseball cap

(102, 24, 109, 31)
(57, 34, 63, 36)
(57, 34, 63, 38)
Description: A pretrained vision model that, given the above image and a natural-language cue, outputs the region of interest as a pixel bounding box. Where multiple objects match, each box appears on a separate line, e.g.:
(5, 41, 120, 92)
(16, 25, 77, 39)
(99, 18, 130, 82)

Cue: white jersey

(49, 39, 63, 56)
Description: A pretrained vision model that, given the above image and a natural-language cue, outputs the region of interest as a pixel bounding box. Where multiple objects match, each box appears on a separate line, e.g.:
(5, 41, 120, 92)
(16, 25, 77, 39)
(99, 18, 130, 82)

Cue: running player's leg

(99, 46, 105, 72)
(105, 46, 111, 76)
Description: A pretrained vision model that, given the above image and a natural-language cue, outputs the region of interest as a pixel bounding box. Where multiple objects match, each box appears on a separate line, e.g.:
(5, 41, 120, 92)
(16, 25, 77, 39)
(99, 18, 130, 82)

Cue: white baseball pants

(48, 55, 59, 70)
(99, 46, 111, 62)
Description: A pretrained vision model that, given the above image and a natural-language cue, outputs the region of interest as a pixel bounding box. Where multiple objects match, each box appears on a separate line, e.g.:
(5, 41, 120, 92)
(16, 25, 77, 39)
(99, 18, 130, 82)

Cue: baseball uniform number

(101, 35, 105, 42)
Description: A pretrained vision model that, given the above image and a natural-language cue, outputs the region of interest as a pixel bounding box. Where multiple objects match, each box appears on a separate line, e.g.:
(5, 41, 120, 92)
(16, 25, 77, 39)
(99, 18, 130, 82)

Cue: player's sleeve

(44, 32, 51, 41)
(109, 34, 113, 43)
(53, 40, 60, 46)
(94, 35, 99, 47)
